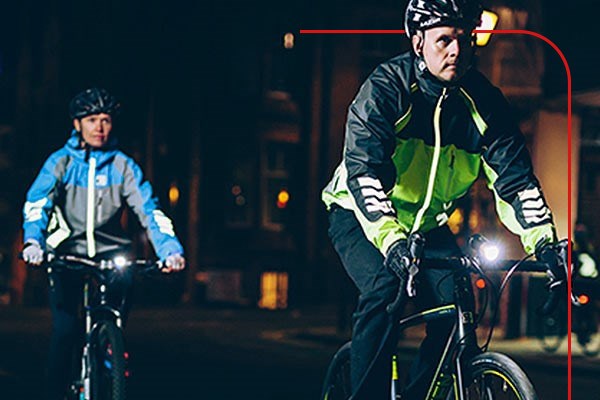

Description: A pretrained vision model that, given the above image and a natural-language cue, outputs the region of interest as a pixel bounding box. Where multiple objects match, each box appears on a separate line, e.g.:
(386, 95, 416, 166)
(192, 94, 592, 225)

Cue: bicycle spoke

(466, 372, 523, 399)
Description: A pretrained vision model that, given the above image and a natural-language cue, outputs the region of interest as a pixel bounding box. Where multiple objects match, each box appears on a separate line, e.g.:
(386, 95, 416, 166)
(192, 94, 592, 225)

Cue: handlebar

(385, 234, 569, 316)
(28, 253, 164, 273)
(418, 257, 548, 272)
(386, 256, 551, 313)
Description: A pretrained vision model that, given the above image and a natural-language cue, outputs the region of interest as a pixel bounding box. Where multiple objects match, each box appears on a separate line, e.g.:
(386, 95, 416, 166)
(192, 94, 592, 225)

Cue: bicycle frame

(391, 270, 478, 400)
(77, 270, 125, 399)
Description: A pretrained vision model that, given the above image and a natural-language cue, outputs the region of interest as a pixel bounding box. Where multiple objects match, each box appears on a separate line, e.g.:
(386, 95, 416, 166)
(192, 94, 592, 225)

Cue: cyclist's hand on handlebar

(162, 253, 186, 273)
(22, 240, 44, 266)
(384, 234, 425, 311)
(535, 241, 567, 290)
(384, 240, 410, 281)
(536, 240, 569, 315)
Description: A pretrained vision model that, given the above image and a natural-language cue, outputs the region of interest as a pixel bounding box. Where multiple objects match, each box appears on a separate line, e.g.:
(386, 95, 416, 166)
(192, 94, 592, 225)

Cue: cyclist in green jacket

(323, 0, 564, 398)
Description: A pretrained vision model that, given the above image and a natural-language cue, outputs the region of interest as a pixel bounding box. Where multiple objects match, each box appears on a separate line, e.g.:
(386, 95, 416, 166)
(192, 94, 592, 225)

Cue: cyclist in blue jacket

(21, 87, 185, 400)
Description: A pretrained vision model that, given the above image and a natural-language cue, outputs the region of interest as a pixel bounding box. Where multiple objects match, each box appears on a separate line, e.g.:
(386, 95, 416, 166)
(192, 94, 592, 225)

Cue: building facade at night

(0, 1, 593, 329)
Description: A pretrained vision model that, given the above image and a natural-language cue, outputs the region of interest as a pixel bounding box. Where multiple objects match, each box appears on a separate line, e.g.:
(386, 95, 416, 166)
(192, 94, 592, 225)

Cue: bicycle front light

(480, 242, 500, 262)
(469, 234, 501, 263)
(113, 255, 127, 270)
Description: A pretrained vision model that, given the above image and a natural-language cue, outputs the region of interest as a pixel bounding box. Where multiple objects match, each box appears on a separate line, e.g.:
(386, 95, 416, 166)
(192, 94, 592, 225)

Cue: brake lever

(572, 292, 582, 307)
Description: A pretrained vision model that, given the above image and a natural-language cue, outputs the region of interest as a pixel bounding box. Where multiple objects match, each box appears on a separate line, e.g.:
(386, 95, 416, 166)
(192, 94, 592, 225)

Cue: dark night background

(0, 0, 594, 318)
(0, 0, 593, 250)
(543, 0, 597, 95)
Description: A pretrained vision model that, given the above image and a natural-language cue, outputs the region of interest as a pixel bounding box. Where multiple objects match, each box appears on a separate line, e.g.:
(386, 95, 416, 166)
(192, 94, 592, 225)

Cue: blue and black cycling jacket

(323, 52, 557, 256)
(23, 130, 184, 260)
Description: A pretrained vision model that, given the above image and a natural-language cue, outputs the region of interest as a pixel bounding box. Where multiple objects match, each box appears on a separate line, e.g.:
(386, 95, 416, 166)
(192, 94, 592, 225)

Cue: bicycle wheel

(465, 352, 538, 400)
(90, 321, 126, 400)
(538, 314, 565, 353)
(321, 342, 352, 400)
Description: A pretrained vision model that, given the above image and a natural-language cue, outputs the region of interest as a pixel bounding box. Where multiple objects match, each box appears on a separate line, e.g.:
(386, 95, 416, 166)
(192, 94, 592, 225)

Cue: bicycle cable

(448, 264, 499, 353)
(433, 261, 496, 327)
(482, 253, 536, 351)
(431, 261, 496, 354)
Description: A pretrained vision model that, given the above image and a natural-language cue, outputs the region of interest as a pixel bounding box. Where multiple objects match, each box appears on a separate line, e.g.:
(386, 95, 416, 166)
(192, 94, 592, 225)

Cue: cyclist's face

(414, 26, 473, 83)
(74, 113, 113, 148)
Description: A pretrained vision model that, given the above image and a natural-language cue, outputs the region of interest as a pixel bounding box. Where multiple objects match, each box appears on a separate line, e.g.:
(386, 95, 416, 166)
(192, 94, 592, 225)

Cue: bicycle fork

(77, 282, 93, 400)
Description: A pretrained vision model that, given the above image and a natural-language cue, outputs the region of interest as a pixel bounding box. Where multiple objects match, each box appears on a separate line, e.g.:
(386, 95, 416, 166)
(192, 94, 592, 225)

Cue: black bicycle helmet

(404, 0, 483, 38)
(68, 88, 121, 119)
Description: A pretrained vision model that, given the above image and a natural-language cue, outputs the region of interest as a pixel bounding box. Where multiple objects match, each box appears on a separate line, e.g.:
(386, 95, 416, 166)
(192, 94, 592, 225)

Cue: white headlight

(113, 255, 127, 269)
(481, 243, 500, 262)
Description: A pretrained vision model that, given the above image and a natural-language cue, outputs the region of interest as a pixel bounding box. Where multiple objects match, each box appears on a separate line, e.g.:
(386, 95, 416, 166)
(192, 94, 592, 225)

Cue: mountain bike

(43, 253, 163, 400)
(321, 235, 568, 400)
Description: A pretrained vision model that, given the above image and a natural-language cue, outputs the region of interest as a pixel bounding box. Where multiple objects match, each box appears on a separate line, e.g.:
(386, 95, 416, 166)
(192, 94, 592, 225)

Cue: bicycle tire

(321, 346, 538, 400)
(466, 352, 538, 400)
(91, 321, 126, 400)
(321, 342, 352, 400)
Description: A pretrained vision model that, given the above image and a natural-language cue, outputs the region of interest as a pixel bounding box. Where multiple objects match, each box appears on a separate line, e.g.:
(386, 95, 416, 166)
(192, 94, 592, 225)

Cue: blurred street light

(476, 10, 499, 47)
(283, 32, 295, 49)
(276, 189, 290, 209)
(169, 183, 180, 207)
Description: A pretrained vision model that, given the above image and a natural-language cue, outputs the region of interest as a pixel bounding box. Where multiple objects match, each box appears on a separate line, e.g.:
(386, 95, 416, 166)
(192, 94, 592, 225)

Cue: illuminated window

(258, 271, 289, 310)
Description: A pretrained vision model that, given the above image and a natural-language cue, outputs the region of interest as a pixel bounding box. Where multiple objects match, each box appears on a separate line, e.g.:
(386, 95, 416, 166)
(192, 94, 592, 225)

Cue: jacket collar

(65, 129, 119, 164)
(413, 57, 471, 101)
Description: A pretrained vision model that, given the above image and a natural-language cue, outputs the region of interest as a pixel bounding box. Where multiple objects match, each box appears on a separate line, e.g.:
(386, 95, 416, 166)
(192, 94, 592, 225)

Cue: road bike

(321, 235, 568, 400)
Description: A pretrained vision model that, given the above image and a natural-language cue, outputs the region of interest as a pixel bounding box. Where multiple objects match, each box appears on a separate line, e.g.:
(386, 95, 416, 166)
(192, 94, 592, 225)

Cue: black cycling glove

(536, 241, 566, 290)
(384, 239, 411, 281)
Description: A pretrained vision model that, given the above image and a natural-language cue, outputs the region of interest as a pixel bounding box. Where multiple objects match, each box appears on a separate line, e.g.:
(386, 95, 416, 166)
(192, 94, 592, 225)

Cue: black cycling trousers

(46, 267, 134, 400)
(328, 207, 474, 400)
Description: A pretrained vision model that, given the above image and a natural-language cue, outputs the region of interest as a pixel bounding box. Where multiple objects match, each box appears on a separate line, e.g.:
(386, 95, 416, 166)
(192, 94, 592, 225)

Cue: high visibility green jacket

(322, 52, 556, 255)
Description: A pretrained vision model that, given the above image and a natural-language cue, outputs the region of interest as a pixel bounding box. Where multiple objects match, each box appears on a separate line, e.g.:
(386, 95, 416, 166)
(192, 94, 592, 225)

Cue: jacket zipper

(86, 157, 97, 258)
(444, 147, 455, 199)
(411, 87, 447, 233)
